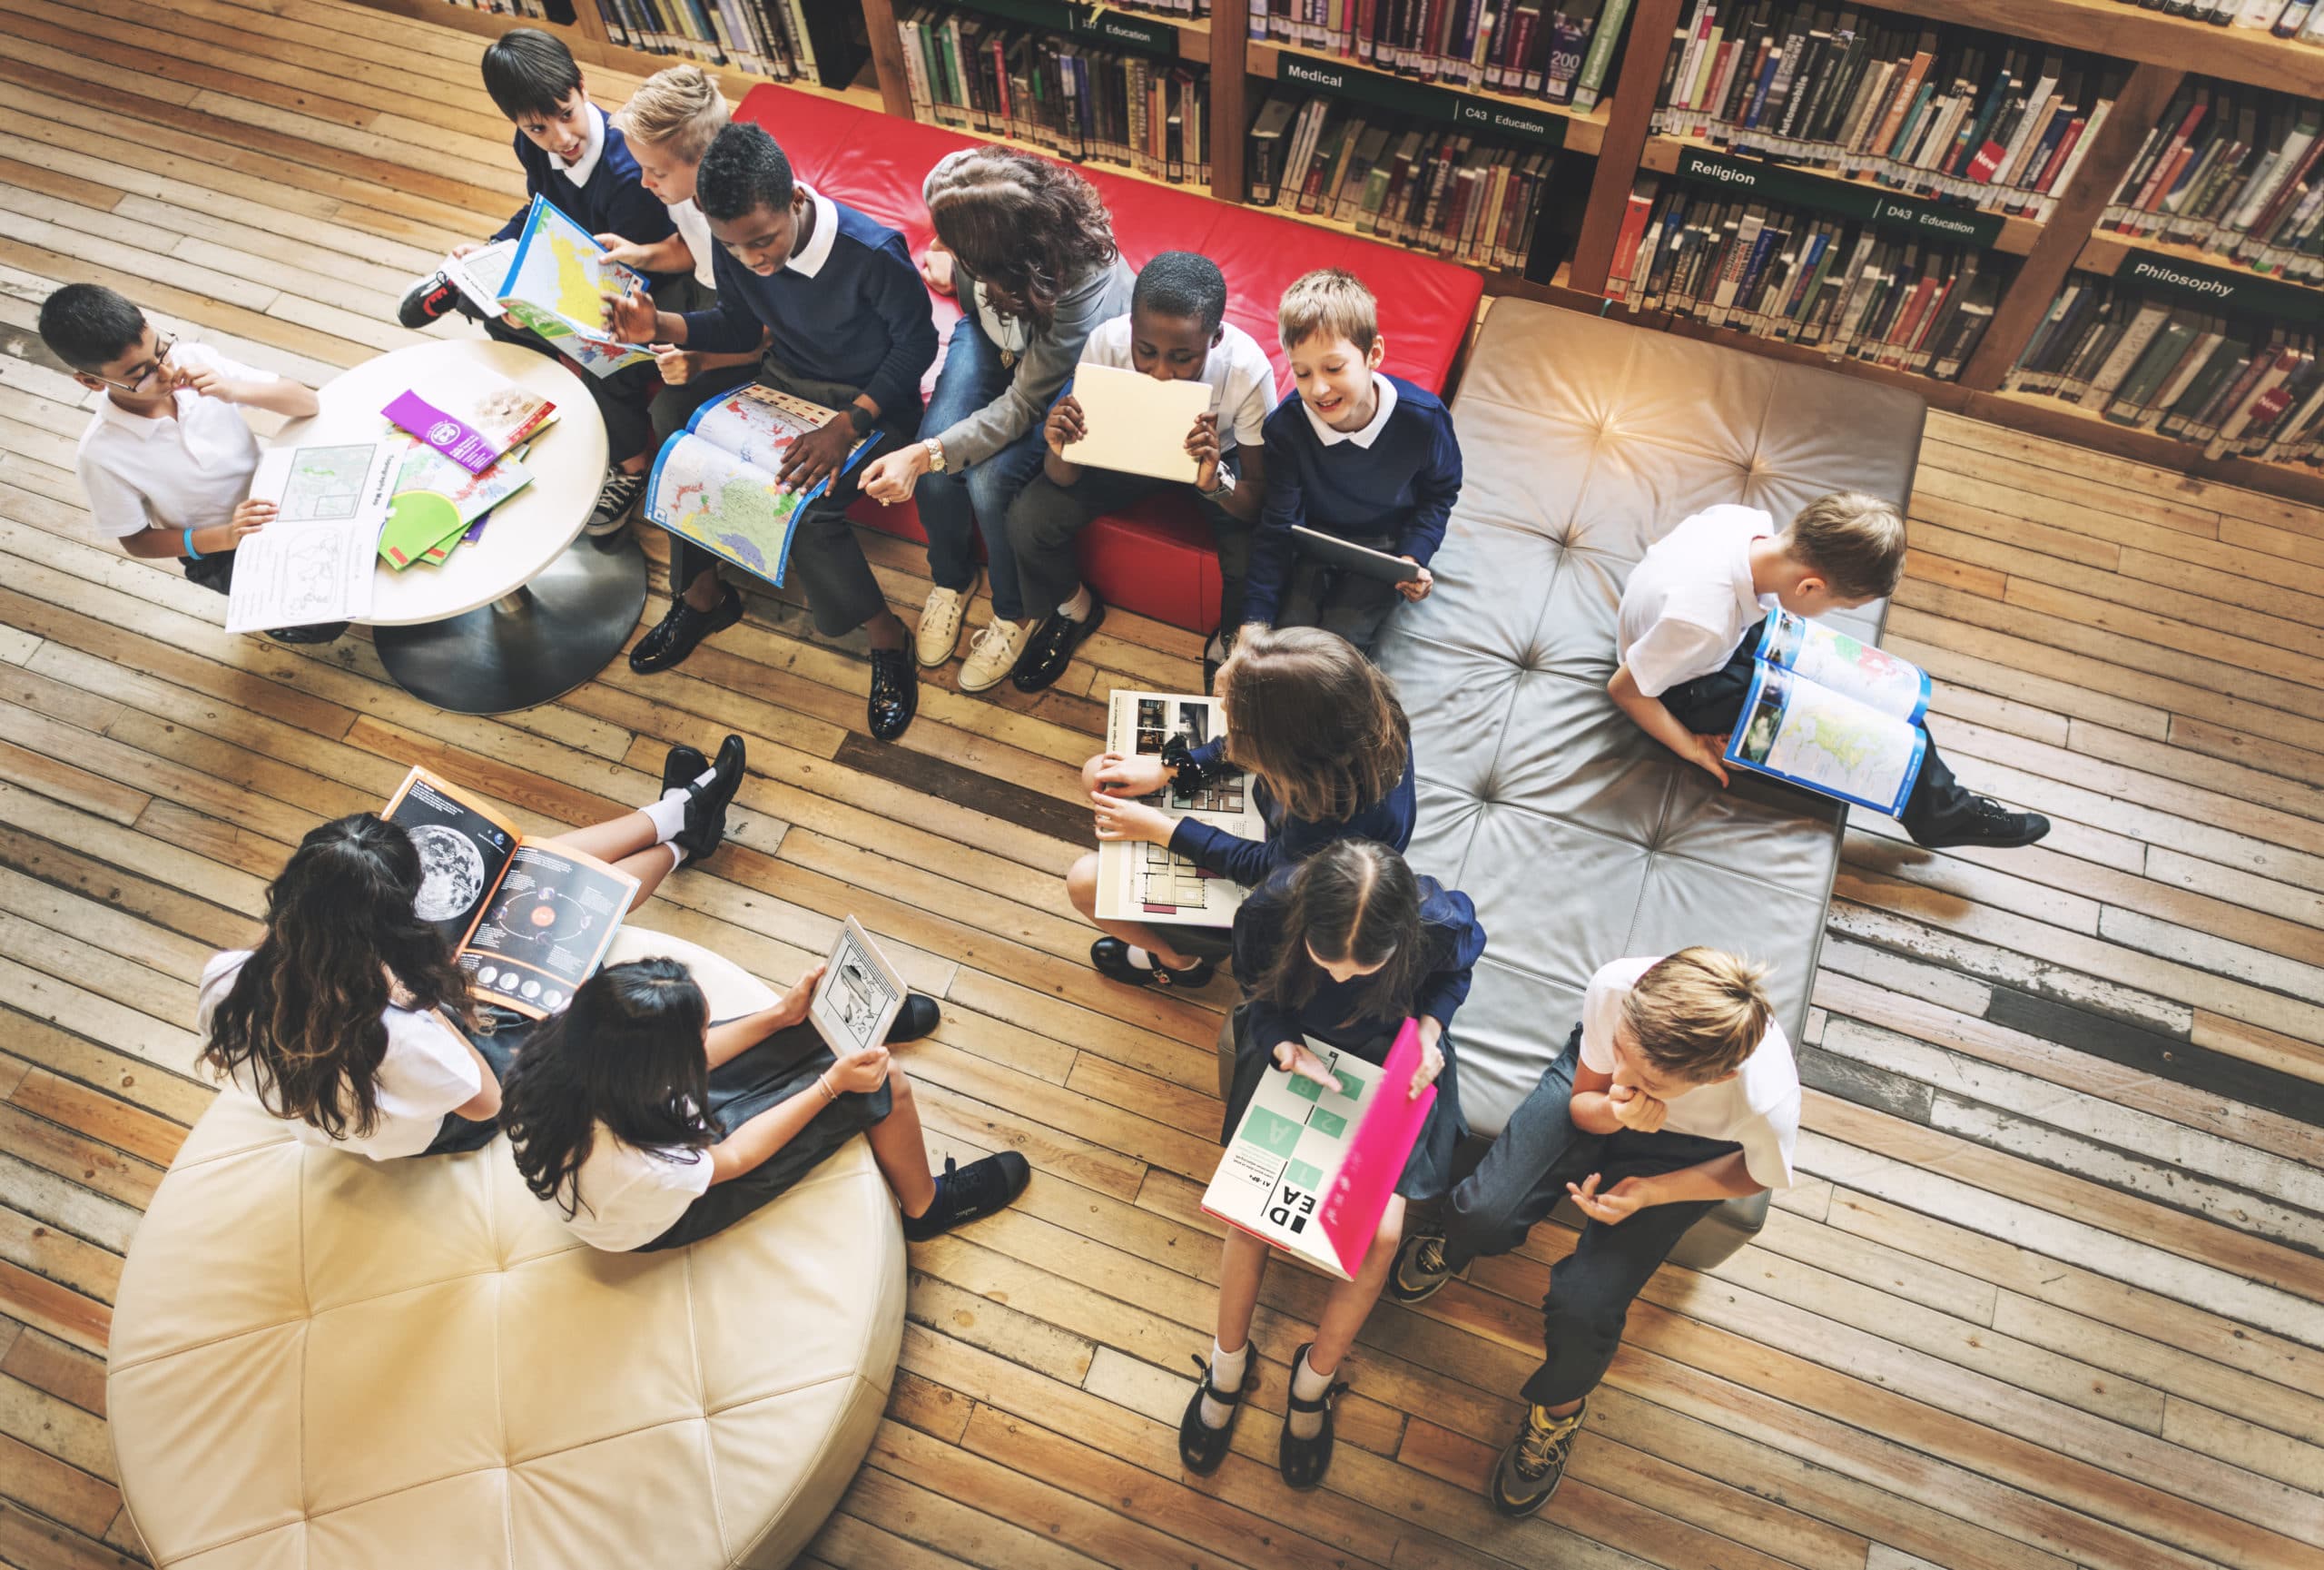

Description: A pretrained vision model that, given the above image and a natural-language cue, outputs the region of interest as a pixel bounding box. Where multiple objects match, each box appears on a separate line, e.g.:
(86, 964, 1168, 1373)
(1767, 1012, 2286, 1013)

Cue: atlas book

(376, 437, 534, 569)
(1092, 689, 1265, 927)
(1723, 611, 1931, 816)
(495, 195, 655, 378)
(1201, 1022, 1436, 1281)
(224, 440, 399, 635)
(645, 386, 875, 588)
(382, 766, 639, 1019)
(381, 365, 556, 475)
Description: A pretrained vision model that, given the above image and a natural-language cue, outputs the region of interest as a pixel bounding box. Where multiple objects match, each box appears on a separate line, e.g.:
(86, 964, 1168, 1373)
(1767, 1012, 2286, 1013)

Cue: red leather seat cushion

(734, 84, 1482, 633)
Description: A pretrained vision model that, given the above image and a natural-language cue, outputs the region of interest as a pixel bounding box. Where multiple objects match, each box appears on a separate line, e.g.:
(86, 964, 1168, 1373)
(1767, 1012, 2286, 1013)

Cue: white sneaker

(917, 581, 972, 667)
(959, 617, 1031, 693)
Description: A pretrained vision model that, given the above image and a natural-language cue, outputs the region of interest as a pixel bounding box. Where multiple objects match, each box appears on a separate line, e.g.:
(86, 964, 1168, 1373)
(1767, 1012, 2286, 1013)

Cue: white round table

(284, 339, 645, 715)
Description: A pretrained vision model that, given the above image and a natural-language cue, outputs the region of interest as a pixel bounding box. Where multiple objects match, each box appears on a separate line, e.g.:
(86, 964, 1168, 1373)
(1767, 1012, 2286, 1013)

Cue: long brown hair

(202, 814, 477, 1140)
(1254, 841, 1430, 1026)
(1219, 627, 1411, 824)
(925, 147, 1117, 334)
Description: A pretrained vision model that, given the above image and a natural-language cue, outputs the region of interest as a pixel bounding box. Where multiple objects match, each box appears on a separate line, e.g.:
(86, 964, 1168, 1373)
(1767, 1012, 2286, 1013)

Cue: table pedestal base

(375, 533, 645, 715)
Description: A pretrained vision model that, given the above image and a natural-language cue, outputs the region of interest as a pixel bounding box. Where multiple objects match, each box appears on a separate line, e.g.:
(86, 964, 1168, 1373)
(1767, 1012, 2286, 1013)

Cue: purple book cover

(383, 389, 510, 475)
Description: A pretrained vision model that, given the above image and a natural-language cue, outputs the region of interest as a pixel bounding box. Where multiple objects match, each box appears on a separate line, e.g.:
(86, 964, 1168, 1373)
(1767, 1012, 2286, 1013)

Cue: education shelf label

(958, 0, 1181, 54)
(1275, 52, 1568, 148)
(1672, 145, 2006, 249)
(2114, 252, 2324, 327)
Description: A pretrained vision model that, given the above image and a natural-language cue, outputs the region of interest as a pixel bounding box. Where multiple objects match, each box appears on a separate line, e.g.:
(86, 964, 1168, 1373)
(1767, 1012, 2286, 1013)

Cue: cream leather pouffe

(107, 926, 905, 1570)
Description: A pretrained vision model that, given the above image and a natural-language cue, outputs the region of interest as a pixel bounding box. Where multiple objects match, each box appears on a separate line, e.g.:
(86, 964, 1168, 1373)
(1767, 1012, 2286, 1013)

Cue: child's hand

(777, 416, 857, 494)
(1272, 1040, 1335, 1086)
(1408, 1034, 1444, 1100)
(828, 1043, 892, 1095)
(228, 499, 276, 540)
(593, 232, 653, 270)
(1186, 411, 1221, 490)
(774, 963, 828, 1030)
(1608, 1083, 1668, 1134)
(1687, 733, 1731, 788)
(450, 241, 482, 260)
(1043, 392, 1086, 459)
(1090, 751, 1169, 797)
(1396, 559, 1434, 603)
(172, 358, 231, 401)
(919, 242, 955, 296)
(1566, 1172, 1648, 1226)
(651, 345, 701, 386)
(602, 286, 657, 343)
(1090, 790, 1173, 845)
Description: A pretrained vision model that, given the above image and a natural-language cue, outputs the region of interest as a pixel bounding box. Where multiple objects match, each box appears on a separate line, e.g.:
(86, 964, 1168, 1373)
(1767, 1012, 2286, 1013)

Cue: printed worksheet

(224, 441, 397, 634)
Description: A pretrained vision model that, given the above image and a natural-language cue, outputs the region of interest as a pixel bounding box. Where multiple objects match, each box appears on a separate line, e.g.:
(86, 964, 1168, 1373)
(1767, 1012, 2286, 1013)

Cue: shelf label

(1672, 145, 2005, 248)
(956, 0, 1180, 54)
(1275, 51, 1567, 147)
(2118, 253, 2324, 326)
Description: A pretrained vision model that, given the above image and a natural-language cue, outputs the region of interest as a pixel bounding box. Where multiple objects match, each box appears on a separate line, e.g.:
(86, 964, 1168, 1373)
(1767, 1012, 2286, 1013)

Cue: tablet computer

(1290, 526, 1424, 584)
(1061, 362, 1213, 484)
(810, 916, 909, 1056)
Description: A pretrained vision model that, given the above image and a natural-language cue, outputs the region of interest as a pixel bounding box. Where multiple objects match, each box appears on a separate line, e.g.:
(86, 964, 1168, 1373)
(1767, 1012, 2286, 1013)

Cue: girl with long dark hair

(198, 739, 747, 1160)
(503, 955, 1029, 1250)
(1180, 840, 1480, 1491)
(858, 146, 1136, 696)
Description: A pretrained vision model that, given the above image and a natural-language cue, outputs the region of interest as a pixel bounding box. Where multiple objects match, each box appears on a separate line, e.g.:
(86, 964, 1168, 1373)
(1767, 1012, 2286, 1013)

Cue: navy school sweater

(1170, 741, 1416, 887)
(490, 110, 684, 295)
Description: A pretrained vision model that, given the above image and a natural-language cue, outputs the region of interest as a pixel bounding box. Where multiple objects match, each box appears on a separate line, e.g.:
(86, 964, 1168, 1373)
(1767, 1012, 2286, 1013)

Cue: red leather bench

(734, 84, 1483, 635)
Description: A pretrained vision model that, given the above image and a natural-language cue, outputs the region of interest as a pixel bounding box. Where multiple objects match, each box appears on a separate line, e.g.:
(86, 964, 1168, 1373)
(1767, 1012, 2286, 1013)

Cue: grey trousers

(1443, 1029, 1741, 1407)
(1275, 531, 1404, 649)
(1006, 461, 1252, 632)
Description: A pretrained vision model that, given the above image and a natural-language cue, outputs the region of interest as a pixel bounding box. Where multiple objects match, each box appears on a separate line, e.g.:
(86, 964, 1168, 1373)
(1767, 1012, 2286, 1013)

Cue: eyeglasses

(91, 333, 176, 394)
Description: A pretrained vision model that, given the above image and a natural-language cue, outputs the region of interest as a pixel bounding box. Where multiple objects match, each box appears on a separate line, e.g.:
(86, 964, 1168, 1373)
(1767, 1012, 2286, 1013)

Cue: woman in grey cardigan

(860, 147, 1136, 694)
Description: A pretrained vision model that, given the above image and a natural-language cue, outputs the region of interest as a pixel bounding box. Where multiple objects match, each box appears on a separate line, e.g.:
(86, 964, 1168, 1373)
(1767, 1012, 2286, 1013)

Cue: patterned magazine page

(497, 195, 653, 379)
(1757, 610, 1930, 723)
(645, 434, 804, 588)
(686, 385, 835, 465)
(1091, 689, 1266, 927)
(378, 439, 532, 568)
(1725, 663, 1928, 816)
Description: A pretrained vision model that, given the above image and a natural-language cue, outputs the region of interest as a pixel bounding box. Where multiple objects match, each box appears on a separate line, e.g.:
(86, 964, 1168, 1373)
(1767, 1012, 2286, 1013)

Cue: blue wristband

(182, 528, 202, 560)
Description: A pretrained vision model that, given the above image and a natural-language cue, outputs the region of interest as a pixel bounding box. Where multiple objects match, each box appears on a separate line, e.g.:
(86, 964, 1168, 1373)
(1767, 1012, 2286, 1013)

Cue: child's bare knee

(1066, 852, 1100, 913)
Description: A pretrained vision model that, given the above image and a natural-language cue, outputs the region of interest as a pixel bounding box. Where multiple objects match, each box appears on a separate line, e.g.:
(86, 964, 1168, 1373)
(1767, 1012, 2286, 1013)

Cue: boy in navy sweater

(603, 123, 938, 742)
(1243, 268, 1462, 650)
(399, 29, 682, 536)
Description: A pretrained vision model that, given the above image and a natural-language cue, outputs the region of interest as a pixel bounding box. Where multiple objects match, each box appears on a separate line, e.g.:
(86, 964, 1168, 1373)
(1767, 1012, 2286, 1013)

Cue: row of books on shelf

(2005, 273, 2324, 463)
(1652, 5, 2123, 223)
(595, 0, 853, 79)
(1246, 90, 1557, 267)
(2100, 78, 2324, 281)
(1608, 178, 1999, 379)
(2115, 0, 2324, 39)
(1246, 0, 1635, 110)
(895, 8, 1213, 183)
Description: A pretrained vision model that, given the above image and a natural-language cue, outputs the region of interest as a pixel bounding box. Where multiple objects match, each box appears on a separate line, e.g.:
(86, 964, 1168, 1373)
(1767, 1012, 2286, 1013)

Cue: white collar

(1739, 530, 1777, 619)
(786, 183, 838, 279)
(555, 102, 606, 188)
(95, 390, 183, 439)
(1302, 371, 1396, 449)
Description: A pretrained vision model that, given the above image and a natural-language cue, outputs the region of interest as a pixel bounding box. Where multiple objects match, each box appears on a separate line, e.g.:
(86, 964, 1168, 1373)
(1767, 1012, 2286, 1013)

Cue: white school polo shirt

(1078, 315, 1276, 455)
(548, 1123, 714, 1251)
(73, 342, 270, 543)
(668, 197, 719, 289)
(1615, 503, 1780, 696)
(198, 950, 484, 1162)
(1579, 954, 1799, 1190)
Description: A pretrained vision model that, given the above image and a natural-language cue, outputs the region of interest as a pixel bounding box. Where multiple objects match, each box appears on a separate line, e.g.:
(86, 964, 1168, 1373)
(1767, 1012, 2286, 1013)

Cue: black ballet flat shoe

(1090, 937, 1214, 991)
(885, 992, 940, 1044)
(1278, 1342, 1349, 1492)
(901, 1151, 1030, 1241)
(869, 647, 918, 742)
(1177, 1352, 1255, 1476)
(660, 743, 709, 799)
(629, 584, 743, 674)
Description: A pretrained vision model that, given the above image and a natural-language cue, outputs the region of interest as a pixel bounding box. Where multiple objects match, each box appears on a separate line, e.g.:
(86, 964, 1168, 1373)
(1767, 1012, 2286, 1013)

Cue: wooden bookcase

(369, 0, 2324, 506)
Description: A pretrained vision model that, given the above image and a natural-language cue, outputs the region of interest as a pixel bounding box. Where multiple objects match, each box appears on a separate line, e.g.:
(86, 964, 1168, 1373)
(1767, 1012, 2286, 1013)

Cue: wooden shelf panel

(2078, 229, 2324, 301)
(1860, 0, 2324, 98)
(1640, 133, 2044, 255)
(1246, 40, 1610, 157)
(1974, 387, 2324, 506)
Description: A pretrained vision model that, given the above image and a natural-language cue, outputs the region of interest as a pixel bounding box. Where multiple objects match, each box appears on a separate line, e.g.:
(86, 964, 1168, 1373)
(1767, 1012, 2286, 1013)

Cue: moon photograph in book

(407, 824, 489, 925)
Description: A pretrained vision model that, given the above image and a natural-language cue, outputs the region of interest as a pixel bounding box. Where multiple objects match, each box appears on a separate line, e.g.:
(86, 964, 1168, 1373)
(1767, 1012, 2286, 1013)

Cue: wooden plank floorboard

(1, 5, 2321, 1567)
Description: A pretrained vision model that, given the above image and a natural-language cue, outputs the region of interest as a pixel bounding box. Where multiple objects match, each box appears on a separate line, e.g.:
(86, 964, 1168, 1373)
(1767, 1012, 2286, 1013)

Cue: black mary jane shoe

(1090, 937, 1215, 991)
(1278, 1342, 1349, 1492)
(660, 743, 709, 799)
(869, 647, 918, 742)
(1177, 1352, 1255, 1476)
(673, 735, 746, 863)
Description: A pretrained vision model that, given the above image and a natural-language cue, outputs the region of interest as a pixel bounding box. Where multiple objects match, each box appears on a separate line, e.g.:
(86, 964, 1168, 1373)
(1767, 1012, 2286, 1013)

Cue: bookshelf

(379, 0, 2324, 506)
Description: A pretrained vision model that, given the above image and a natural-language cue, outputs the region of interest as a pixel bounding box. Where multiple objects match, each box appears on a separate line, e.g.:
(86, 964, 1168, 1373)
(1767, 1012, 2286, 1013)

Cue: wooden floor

(3, 3, 2323, 1566)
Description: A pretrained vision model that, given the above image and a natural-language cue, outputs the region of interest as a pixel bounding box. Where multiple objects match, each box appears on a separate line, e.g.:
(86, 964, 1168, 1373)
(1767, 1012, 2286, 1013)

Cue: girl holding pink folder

(1181, 840, 1482, 1491)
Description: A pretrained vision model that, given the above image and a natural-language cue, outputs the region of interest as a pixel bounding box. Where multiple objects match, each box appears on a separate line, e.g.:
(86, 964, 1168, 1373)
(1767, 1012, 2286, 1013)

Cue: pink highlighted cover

(1319, 1020, 1435, 1278)
(381, 379, 555, 476)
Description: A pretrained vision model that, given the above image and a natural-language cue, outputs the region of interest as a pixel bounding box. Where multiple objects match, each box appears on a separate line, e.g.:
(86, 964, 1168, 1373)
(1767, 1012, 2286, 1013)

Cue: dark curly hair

(201, 815, 478, 1140)
(926, 147, 1118, 334)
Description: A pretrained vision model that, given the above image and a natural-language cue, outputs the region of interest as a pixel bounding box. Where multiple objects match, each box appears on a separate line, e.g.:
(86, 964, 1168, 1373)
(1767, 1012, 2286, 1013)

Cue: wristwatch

(921, 436, 949, 472)
(845, 403, 875, 435)
(1199, 467, 1237, 500)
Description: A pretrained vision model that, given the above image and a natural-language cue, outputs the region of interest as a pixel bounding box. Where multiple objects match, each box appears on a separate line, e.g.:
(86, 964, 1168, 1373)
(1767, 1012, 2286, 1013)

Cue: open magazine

(382, 364, 556, 475)
(377, 437, 533, 569)
(1201, 1022, 1435, 1281)
(1092, 689, 1265, 927)
(383, 766, 639, 1018)
(495, 196, 654, 378)
(645, 387, 875, 588)
(1722, 611, 1931, 816)
(224, 440, 398, 634)
(808, 917, 909, 1056)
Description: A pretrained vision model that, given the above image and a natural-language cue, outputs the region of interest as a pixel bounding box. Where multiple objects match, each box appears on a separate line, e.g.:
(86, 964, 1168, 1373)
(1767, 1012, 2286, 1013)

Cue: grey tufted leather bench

(1374, 300, 1926, 1269)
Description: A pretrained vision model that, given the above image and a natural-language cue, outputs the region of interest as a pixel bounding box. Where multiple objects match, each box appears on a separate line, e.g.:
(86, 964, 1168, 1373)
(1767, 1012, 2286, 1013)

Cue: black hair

(503, 958, 714, 1221)
(694, 122, 796, 224)
(1254, 841, 1429, 1026)
(37, 283, 146, 374)
(481, 26, 585, 123)
(1133, 251, 1227, 336)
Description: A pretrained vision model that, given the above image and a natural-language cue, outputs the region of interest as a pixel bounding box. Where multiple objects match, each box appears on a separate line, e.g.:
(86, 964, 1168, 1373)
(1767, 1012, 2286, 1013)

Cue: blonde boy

(1610, 491, 2047, 849)
(1387, 948, 1798, 1516)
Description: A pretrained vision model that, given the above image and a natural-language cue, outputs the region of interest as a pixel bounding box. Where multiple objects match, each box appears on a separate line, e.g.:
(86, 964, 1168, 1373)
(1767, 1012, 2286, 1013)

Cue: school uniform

(197, 951, 513, 1160)
(1442, 955, 1798, 1407)
(1172, 737, 1416, 887)
(645, 183, 938, 637)
(1218, 872, 1481, 1202)
(1618, 503, 1979, 839)
(1007, 315, 1276, 629)
(1246, 372, 1462, 647)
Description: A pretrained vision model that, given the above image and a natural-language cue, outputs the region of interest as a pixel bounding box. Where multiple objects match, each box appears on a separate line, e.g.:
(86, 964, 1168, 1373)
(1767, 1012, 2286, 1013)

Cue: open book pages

(1060, 361, 1211, 483)
(378, 436, 533, 568)
(1092, 689, 1265, 927)
(381, 367, 556, 476)
(645, 387, 872, 588)
(809, 916, 909, 1057)
(225, 440, 398, 634)
(1755, 610, 1929, 722)
(440, 239, 519, 318)
(1726, 662, 1928, 816)
(497, 195, 654, 378)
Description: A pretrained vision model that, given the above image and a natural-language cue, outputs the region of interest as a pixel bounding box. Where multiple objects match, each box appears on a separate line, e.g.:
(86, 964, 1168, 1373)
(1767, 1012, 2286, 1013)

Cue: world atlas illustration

(498, 197, 651, 376)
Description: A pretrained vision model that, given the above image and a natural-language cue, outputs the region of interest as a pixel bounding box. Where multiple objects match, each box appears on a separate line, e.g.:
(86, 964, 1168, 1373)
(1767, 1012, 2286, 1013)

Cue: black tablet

(1290, 526, 1424, 584)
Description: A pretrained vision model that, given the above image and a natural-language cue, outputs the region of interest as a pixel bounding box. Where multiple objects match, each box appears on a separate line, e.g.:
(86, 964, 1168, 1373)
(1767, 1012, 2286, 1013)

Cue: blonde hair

(615, 64, 729, 164)
(1622, 948, 1773, 1084)
(1278, 267, 1378, 354)
(1778, 491, 1906, 601)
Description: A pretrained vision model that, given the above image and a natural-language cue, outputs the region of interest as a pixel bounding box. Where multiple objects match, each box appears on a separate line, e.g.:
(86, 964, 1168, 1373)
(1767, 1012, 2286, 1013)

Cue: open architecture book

(1092, 689, 1265, 927)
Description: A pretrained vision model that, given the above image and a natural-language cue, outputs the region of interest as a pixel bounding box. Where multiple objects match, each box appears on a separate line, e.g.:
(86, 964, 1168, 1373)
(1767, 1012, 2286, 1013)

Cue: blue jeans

(914, 312, 1049, 621)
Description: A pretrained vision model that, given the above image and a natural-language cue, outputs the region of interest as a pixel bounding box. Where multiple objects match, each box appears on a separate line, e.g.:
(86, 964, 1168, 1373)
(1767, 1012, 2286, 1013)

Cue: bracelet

(182, 528, 202, 560)
(817, 1071, 838, 1103)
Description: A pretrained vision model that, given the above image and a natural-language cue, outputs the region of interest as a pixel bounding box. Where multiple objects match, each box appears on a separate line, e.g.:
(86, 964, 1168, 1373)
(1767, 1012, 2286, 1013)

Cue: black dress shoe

(885, 992, 940, 1043)
(672, 734, 745, 862)
(1009, 598, 1106, 693)
(630, 585, 743, 674)
(901, 1151, 1030, 1240)
(1177, 1352, 1254, 1476)
(1090, 937, 1214, 991)
(660, 744, 709, 799)
(1278, 1343, 1348, 1492)
(869, 647, 918, 741)
(263, 621, 347, 645)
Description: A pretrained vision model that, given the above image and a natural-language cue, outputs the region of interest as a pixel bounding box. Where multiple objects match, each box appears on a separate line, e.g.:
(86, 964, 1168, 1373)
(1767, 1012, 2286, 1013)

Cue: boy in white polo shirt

(40, 283, 343, 645)
(1386, 948, 1800, 1517)
(1610, 490, 2047, 850)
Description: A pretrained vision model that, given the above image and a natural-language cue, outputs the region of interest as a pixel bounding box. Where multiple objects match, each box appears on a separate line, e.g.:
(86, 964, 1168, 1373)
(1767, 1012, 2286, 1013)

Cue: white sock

(665, 840, 687, 870)
(1059, 583, 1093, 622)
(1198, 1338, 1249, 1429)
(1204, 630, 1230, 663)
(643, 795, 688, 844)
(1123, 946, 1197, 975)
(1288, 1348, 1334, 1440)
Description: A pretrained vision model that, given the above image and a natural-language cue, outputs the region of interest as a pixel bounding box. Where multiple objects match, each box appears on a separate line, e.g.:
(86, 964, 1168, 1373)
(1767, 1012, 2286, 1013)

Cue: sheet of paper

(441, 239, 519, 317)
(225, 441, 397, 633)
(1061, 362, 1213, 484)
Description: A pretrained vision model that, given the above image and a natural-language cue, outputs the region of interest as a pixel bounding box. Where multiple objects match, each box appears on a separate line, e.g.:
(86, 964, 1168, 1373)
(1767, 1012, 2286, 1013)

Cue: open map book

(1722, 611, 1931, 816)
(494, 197, 654, 378)
(383, 766, 639, 1018)
(1201, 1022, 1435, 1281)
(645, 387, 874, 588)
(1092, 690, 1265, 927)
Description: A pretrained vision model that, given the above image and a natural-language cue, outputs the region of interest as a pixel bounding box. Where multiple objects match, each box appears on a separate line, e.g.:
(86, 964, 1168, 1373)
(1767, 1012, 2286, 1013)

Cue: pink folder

(1318, 1020, 1436, 1278)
